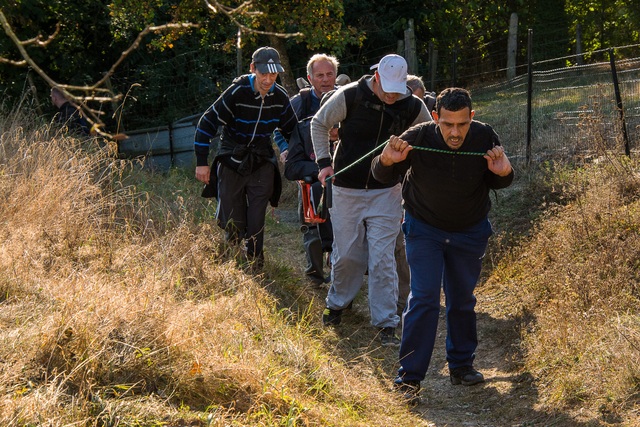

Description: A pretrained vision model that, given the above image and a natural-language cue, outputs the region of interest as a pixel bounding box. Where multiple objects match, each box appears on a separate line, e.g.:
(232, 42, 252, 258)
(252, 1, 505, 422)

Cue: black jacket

(284, 118, 319, 182)
(372, 120, 514, 231)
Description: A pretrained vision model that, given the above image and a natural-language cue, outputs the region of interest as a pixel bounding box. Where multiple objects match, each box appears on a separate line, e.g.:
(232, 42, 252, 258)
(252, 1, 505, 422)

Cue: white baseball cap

(371, 54, 408, 94)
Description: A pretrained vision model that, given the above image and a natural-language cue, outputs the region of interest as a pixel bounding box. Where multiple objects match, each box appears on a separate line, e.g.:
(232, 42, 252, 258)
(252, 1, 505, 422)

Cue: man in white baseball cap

(371, 54, 410, 95)
(310, 53, 431, 348)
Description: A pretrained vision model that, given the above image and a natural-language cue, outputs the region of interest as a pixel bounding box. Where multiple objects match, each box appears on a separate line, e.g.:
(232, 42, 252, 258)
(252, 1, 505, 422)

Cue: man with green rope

(371, 87, 514, 405)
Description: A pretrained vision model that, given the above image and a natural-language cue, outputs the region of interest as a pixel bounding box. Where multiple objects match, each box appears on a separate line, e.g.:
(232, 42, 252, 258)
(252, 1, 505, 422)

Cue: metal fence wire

(119, 44, 640, 170)
(471, 44, 640, 165)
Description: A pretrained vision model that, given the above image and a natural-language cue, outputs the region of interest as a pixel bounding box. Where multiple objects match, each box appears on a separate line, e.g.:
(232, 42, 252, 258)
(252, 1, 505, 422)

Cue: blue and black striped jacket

(194, 73, 298, 169)
(194, 73, 298, 206)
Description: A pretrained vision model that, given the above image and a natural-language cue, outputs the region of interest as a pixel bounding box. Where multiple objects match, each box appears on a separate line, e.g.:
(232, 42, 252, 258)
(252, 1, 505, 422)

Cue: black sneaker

(449, 366, 485, 386)
(379, 327, 401, 347)
(322, 307, 342, 326)
(393, 377, 421, 406)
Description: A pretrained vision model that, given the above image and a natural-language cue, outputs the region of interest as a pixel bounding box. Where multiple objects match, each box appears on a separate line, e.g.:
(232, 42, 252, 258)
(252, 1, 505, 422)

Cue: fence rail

(118, 114, 204, 170)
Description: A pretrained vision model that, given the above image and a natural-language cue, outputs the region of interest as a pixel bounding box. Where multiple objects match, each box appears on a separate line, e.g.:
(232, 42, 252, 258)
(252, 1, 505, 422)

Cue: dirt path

(269, 207, 601, 427)
(410, 303, 541, 426)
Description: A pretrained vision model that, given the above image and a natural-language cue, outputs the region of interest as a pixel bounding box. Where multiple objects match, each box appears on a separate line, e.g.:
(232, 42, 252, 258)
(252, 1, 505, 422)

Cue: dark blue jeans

(397, 211, 492, 383)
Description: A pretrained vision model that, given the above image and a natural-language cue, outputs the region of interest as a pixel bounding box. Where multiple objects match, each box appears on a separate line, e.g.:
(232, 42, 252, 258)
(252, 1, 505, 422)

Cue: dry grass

(0, 111, 426, 426)
(4, 98, 640, 425)
(484, 107, 640, 423)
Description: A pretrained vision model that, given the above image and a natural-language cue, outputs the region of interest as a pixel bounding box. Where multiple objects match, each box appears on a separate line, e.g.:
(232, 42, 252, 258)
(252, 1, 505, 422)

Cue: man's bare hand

(318, 166, 334, 187)
(380, 135, 412, 166)
(196, 165, 211, 184)
(484, 146, 512, 177)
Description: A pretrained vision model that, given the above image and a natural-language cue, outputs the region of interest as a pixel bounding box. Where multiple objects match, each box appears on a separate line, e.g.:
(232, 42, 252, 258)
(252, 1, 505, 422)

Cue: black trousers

(216, 162, 274, 259)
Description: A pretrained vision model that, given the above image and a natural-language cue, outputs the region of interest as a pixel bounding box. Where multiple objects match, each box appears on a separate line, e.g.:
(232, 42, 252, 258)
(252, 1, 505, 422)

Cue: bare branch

(0, 56, 27, 66)
(91, 22, 199, 89)
(22, 22, 60, 47)
(0, 13, 59, 66)
(1, 9, 121, 138)
(0, 9, 59, 89)
(204, 0, 302, 38)
(56, 85, 113, 95)
(224, 1, 263, 16)
(81, 95, 124, 103)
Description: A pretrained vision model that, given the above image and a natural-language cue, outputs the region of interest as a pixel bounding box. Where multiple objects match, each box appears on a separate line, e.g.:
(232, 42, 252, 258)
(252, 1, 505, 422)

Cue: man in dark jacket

(283, 54, 339, 285)
(284, 104, 339, 286)
(50, 87, 90, 135)
(371, 87, 514, 405)
(194, 46, 298, 267)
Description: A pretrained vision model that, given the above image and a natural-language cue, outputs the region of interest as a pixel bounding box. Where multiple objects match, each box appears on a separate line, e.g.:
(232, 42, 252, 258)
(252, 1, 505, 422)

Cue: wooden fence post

(428, 42, 438, 91)
(507, 13, 518, 80)
(404, 19, 418, 73)
(576, 24, 584, 66)
(451, 47, 457, 87)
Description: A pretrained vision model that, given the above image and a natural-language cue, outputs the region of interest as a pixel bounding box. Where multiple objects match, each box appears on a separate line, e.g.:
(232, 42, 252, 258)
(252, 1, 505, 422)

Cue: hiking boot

(379, 327, 401, 347)
(393, 377, 421, 406)
(449, 366, 485, 386)
(307, 273, 329, 288)
(322, 307, 342, 326)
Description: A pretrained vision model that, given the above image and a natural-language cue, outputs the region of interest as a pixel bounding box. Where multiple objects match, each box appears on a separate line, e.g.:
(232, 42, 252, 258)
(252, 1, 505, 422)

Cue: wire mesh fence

(116, 43, 640, 170)
(471, 45, 640, 165)
(109, 47, 238, 132)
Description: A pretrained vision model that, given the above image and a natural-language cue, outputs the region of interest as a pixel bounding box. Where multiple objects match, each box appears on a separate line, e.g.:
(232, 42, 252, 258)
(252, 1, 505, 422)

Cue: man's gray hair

(406, 75, 426, 94)
(307, 53, 339, 77)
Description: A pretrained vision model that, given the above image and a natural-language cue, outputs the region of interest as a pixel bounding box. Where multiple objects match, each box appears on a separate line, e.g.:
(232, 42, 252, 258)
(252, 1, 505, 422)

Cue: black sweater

(371, 120, 514, 231)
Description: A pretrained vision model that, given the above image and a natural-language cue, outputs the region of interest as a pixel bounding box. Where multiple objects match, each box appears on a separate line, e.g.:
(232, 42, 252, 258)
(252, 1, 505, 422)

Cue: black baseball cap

(252, 47, 285, 73)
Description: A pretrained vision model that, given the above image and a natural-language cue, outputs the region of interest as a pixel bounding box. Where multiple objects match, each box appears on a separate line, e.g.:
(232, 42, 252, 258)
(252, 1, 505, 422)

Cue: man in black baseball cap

(252, 46, 285, 74)
(194, 45, 297, 269)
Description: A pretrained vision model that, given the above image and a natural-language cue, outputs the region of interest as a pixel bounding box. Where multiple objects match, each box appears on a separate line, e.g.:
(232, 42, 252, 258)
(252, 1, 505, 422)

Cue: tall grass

(0, 110, 424, 426)
(484, 105, 640, 421)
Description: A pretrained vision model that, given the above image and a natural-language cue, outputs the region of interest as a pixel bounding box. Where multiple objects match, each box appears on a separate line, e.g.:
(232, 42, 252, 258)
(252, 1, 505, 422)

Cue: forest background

(1, 0, 639, 134)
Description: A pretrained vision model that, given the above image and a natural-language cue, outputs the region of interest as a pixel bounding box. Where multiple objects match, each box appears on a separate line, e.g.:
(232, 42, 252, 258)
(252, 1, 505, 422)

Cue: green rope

(327, 140, 487, 180)
(410, 146, 487, 156)
(327, 140, 387, 180)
